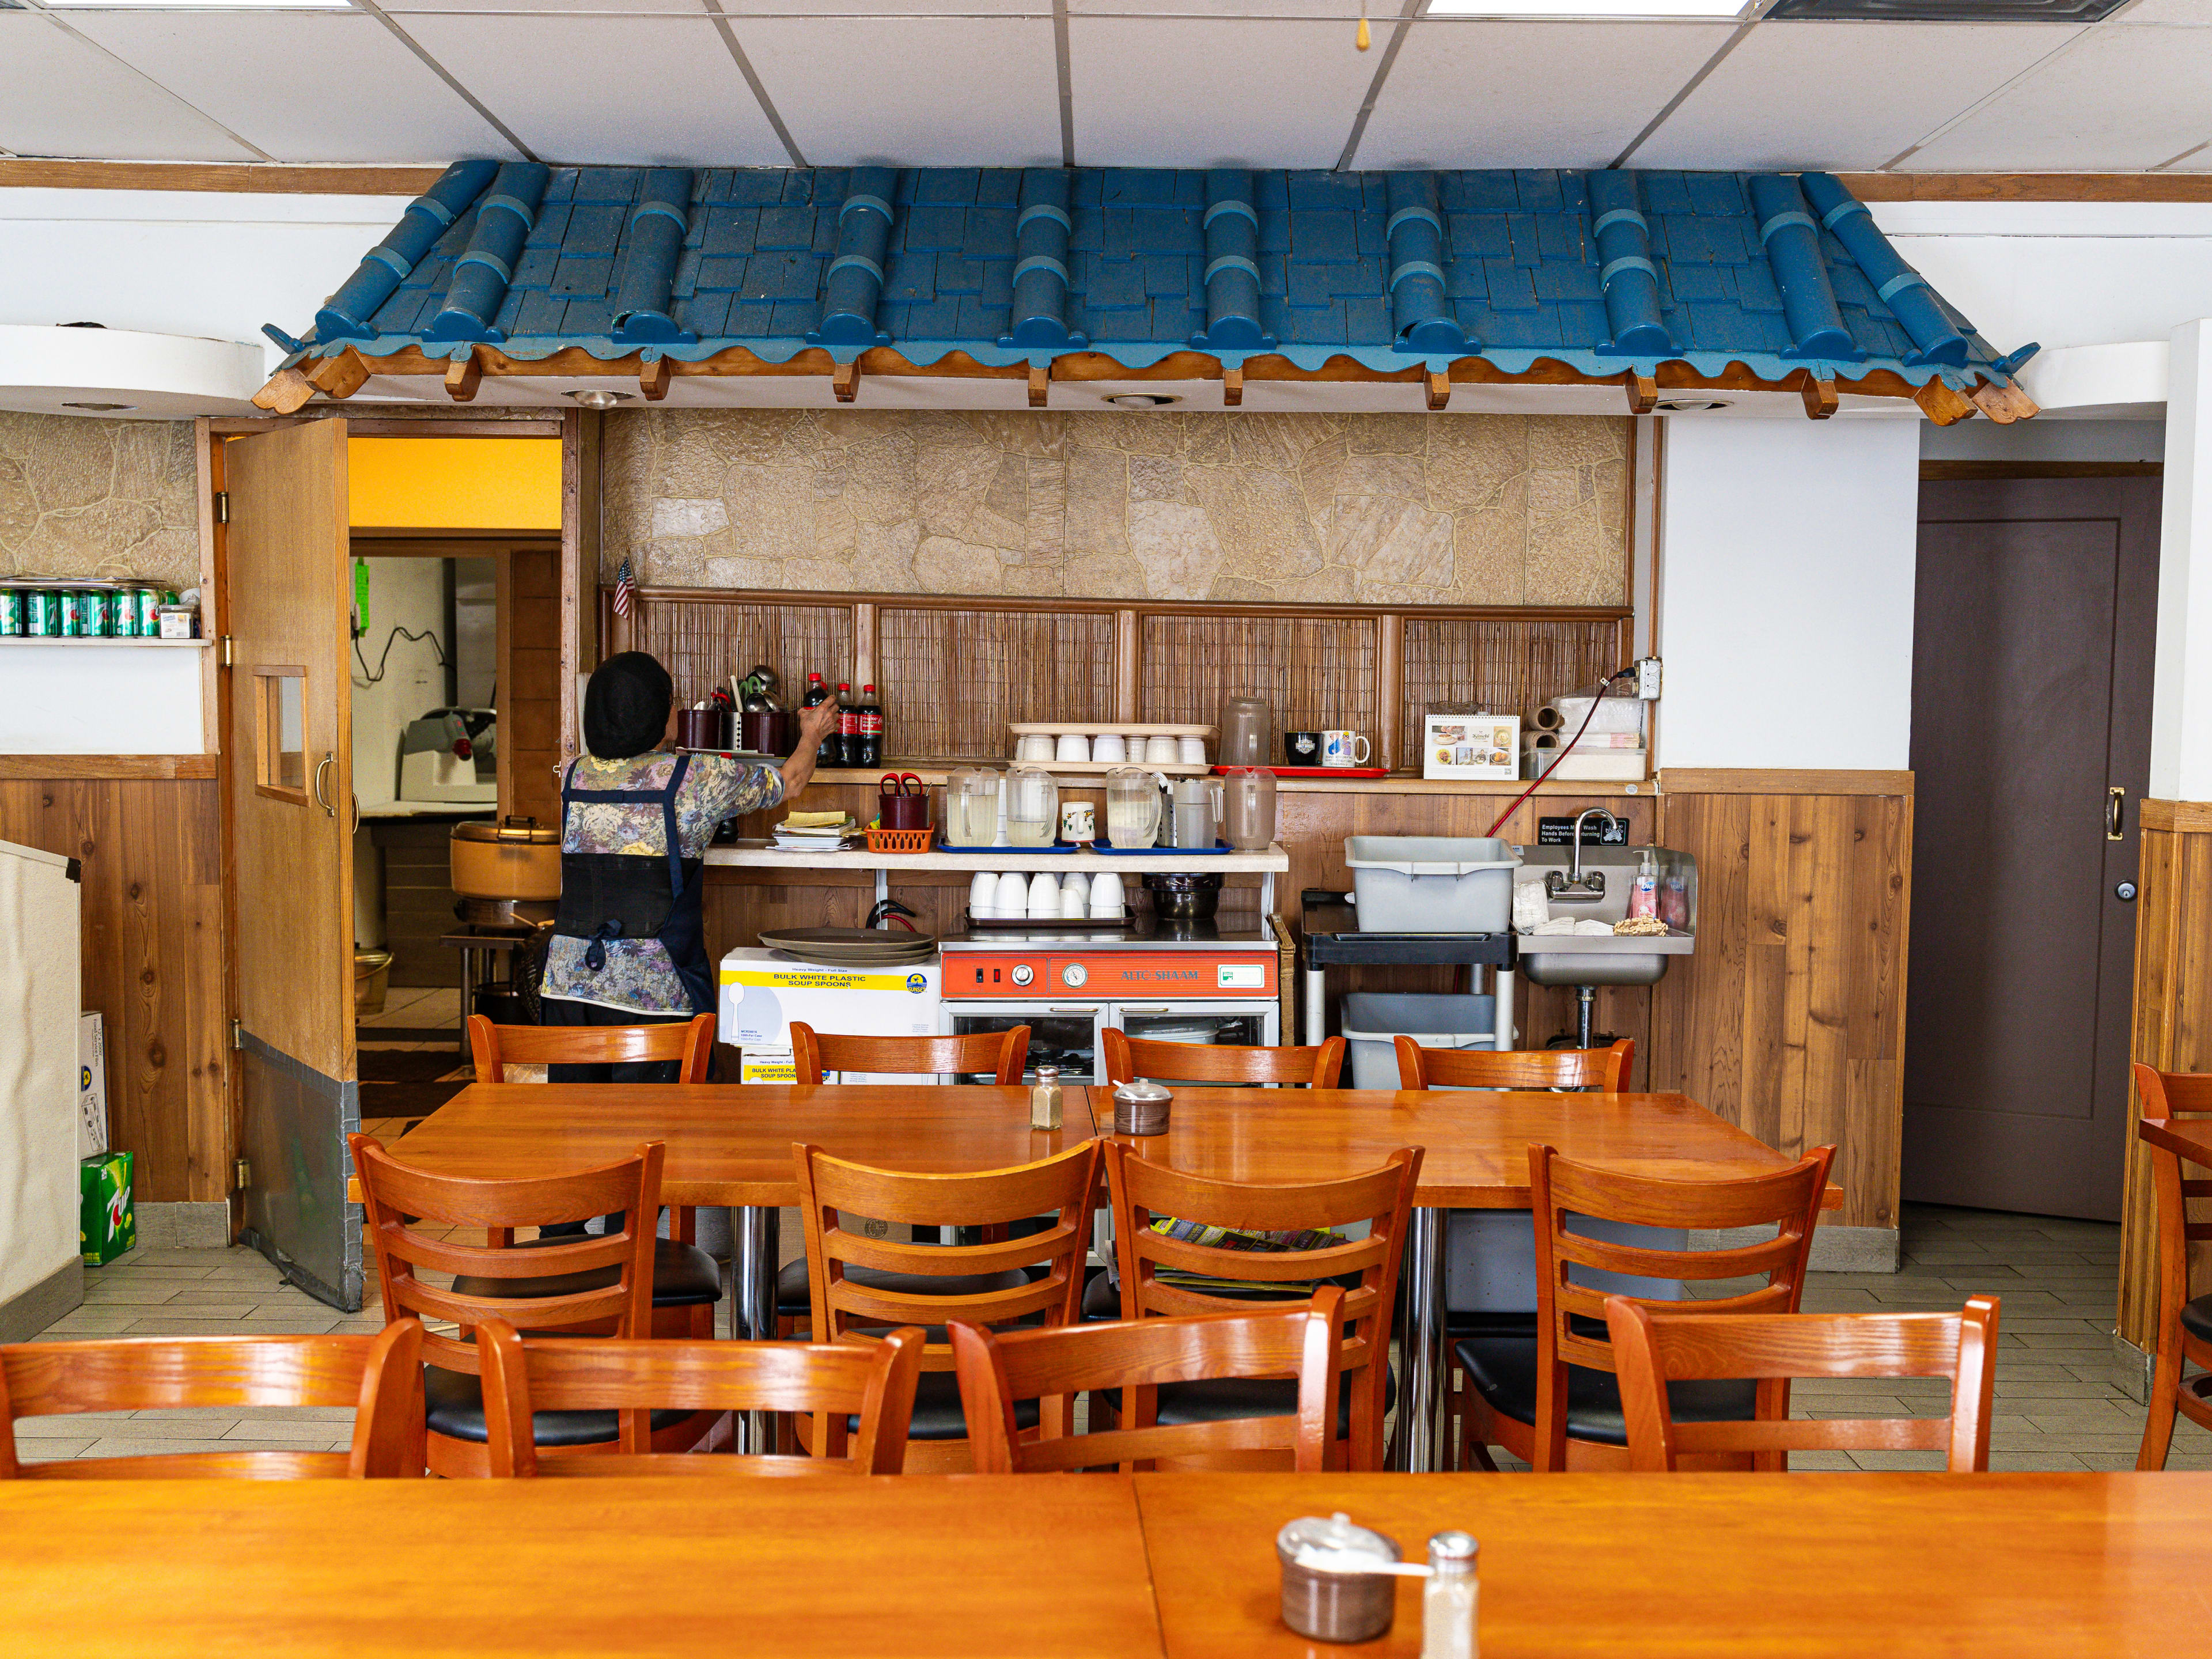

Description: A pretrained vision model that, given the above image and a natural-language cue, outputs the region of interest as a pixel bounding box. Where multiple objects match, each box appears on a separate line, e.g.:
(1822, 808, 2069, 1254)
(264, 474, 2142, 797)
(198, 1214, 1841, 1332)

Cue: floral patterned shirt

(540, 749, 783, 1015)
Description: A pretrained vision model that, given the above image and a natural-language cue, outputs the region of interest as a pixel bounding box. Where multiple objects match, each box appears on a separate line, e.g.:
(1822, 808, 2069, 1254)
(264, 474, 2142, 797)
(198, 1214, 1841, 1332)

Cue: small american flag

(612, 556, 634, 617)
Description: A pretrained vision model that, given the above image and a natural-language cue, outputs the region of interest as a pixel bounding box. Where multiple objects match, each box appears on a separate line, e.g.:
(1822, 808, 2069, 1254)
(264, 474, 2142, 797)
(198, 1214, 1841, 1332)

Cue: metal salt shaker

(1029, 1064, 1063, 1131)
(1421, 1532, 1479, 1659)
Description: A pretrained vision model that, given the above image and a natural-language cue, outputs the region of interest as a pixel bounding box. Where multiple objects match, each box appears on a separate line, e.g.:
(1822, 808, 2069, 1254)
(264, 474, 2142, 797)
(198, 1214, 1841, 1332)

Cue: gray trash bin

(1339, 992, 1496, 1090)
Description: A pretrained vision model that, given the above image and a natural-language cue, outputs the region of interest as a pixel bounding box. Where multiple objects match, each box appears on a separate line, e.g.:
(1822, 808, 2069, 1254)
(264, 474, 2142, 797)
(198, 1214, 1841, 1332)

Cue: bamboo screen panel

(1399, 615, 1630, 743)
(877, 605, 1116, 759)
(1138, 612, 1379, 762)
(632, 597, 854, 711)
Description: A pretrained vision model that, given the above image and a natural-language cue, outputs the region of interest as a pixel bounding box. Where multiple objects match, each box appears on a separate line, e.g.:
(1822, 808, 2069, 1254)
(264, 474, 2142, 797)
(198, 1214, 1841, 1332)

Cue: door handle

(2107, 785, 2126, 841)
(312, 753, 336, 818)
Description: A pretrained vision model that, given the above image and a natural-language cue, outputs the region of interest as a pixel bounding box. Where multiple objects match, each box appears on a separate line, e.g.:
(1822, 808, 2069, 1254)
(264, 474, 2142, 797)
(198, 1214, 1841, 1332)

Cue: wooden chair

(1605, 1296, 2001, 1473)
(791, 1138, 1099, 1472)
(1395, 1036, 1633, 1092)
(1101, 1138, 1419, 1471)
(2134, 1063, 2212, 1470)
(949, 1289, 1343, 1473)
(790, 1021, 1029, 1086)
(1103, 1028, 1344, 1089)
(463, 1013, 724, 1338)
(350, 1132, 710, 1478)
(1457, 1141, 1834, 1473)
(478, 1320, 926, 1477)
(0, 1323, 425, 1480)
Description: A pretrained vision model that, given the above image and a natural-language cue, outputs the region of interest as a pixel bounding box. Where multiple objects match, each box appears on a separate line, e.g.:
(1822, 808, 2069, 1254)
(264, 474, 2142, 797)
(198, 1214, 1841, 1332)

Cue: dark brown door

(1904, 476, 2159, 1219)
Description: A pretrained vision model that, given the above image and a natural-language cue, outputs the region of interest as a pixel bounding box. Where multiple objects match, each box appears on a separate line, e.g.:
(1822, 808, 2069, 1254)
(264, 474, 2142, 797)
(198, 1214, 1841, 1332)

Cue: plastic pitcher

(1221, 766, 1277, 851)
(1104, 768, 1164, 849)
(1007, 765, 1060, 847)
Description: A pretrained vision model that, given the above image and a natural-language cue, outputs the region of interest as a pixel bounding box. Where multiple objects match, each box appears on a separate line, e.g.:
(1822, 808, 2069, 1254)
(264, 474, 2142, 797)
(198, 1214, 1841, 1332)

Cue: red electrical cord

(1483, 668, 1635, 838)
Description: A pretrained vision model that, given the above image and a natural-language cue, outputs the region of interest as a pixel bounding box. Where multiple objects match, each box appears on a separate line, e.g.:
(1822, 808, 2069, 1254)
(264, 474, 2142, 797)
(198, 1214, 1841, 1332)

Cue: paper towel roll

(1549, 695, 1646, 737)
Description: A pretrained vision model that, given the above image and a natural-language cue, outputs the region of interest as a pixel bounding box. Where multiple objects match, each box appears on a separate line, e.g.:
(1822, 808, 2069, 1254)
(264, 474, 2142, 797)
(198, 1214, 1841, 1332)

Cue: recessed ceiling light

(568, 389, 631, 410)
(1427, 0, 1749, 14)
(1654, 398, 1730, 412)
(63, 402, 135, 412)
(1103, 393, 1180, 410)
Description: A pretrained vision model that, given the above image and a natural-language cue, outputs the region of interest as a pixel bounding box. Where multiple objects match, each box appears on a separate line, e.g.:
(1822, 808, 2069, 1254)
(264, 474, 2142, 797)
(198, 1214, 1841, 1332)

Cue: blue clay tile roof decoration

(268, 160, 2036, 397)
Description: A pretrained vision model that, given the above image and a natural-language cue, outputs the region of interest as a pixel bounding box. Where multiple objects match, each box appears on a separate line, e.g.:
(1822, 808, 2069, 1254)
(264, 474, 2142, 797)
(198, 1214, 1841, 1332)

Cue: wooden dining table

(4, 1471, 2208, 1656)
(1132, 1470, 2212, 1656)
(371, 1081, 1830, 1469)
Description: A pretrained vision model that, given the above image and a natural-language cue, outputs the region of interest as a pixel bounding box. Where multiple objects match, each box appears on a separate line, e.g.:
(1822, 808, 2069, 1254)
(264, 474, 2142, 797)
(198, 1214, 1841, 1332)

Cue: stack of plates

(758, 927, 938, 968)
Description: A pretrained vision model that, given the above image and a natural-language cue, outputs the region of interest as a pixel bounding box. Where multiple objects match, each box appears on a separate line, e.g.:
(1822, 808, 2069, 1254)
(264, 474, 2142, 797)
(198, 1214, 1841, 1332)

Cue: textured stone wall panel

(601, 408, 1630, 606)
(0, 414, 199, 586)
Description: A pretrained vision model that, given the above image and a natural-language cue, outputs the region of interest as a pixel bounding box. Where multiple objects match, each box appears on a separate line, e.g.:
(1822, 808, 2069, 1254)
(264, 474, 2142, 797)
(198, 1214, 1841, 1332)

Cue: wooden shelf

(0, 636, 210, 648)
(706, 842, 1289, 877)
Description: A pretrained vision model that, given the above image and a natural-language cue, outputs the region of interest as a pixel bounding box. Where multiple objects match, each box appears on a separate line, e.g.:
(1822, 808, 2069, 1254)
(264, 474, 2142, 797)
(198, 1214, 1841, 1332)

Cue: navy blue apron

(552, 753, 713, 1015)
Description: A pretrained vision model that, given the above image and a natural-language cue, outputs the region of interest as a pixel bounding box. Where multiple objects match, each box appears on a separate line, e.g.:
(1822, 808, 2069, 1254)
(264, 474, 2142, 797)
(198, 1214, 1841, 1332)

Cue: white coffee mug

(1092, 733, 1128, 764)
(1055, 733, 1091, 764)
(1015, 733, 1053, 762)
(1321, 730, 1372, 768)
(1060, 801, 1096, 843)
(1177, 736, 1207, 766)
(1089, 871, 1124, 916)
(1145, 735, 1180, 765)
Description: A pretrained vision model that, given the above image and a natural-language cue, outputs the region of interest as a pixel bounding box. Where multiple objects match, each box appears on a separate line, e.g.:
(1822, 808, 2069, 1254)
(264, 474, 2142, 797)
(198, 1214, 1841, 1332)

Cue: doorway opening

(1903, 419, 2162, 1222)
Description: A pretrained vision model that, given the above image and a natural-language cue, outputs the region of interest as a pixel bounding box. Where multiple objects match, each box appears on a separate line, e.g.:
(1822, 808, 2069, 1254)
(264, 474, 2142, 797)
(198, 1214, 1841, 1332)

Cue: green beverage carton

(80, 1150, 136, 1267)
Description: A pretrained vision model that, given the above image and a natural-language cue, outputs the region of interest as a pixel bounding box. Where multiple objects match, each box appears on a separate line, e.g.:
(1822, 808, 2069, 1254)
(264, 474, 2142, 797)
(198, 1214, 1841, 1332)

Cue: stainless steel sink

(1509, 844, 1697, 987)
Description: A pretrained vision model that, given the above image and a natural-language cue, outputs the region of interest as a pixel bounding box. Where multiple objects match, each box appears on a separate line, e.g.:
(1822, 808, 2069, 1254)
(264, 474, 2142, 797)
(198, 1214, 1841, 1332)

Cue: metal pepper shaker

(1029, 1064, 1063, 1131)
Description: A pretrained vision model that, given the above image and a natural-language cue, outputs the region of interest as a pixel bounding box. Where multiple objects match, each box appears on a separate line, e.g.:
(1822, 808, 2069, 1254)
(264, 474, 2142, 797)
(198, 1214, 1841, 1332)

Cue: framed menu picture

(1423, 713, 1521, 781)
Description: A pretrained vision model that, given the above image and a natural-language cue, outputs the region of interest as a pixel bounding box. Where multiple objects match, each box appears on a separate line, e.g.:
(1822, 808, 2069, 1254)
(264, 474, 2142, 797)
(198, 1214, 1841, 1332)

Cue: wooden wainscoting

(2118, 799, 2212, 1358)
(1650, 770, 1915, 1233)
(0, 777, 229, 1203)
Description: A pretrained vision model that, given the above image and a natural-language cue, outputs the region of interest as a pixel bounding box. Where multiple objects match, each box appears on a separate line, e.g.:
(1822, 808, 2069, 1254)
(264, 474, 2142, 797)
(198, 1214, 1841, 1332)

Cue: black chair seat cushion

(1093, 1359, 1394, 1440)
(888, 1370, 1041, 1443)
(2179, 1294, 2212, 1348)
(450, 1235, 722, 1309)
(1453, 1332, 1756, 1448)
(423, 1365, 692, 1447)
(775, 1255, 1030, 1323)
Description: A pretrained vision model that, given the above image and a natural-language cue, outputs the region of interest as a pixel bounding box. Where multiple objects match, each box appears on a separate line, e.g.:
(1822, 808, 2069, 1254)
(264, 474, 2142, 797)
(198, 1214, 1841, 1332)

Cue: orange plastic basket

(865, 826, 933, 854)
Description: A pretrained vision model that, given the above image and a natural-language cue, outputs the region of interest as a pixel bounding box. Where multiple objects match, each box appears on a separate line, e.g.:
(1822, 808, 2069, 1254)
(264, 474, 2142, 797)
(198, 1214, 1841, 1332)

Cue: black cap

(582, 652, 673, 760)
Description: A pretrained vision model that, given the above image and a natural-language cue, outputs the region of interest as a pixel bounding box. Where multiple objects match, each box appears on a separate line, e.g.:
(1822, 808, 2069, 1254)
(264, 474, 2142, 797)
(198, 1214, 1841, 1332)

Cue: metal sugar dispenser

(1276, 1513, 1403, 1644)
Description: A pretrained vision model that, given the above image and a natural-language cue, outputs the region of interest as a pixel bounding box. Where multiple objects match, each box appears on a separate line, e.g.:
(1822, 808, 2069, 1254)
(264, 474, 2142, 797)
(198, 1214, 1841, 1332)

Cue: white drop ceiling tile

(1358, 20, 1737, 170)
(60, 11, 515, 164)
(718, 0, 1048, 12)
(0, 13, 256, 161)
(1633, 21, 2081, 172)
(738, 17, 1063, 165)
(1905, 25, 2212, 170)
(2109, 0, 2212, 23)
(1069, 18, 1374, 169)
(397, 14, 789, 164)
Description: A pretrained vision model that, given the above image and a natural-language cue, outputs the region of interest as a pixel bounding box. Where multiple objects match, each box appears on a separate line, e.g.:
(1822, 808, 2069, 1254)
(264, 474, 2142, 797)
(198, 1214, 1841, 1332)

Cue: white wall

(1656, 415, 1922, 772)
(0, 190, 407, 378)
(2153, 321, 2212, 804)
(0, 645, 205, 754)
(350, 555, 450, 810)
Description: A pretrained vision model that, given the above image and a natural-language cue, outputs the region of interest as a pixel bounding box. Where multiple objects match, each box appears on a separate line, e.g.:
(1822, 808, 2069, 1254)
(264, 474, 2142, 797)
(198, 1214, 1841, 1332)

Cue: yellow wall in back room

(348, 437, 562, 529)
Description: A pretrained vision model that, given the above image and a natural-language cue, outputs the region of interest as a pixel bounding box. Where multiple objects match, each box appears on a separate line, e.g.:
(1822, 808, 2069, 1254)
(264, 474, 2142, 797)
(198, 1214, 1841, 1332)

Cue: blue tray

(1092, 838, 1232, 856)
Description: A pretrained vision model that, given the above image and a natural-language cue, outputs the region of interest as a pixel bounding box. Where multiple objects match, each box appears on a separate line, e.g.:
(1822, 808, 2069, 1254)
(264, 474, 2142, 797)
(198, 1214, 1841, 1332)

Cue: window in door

(255, 666, 308, 801)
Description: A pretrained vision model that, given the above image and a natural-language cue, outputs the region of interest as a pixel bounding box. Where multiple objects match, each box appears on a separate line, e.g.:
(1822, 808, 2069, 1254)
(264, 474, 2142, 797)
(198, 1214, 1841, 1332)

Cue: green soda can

(0, 589, 19, 637)
(58, 590, 85, 637)
(139, 589, 164, 635)
(113, 588, 141, 638)
(81, 590, 111, 637)
(24, 590, 56, 637)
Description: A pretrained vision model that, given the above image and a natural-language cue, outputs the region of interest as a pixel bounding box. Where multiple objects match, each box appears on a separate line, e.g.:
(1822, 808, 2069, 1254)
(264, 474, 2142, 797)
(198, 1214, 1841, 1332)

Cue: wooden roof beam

(1971, 382, 2039, 424)
(306, 347, 369, 403)
(1801, 372, 1838, 421)
(1624, 371, 1657, 415)
(445, 348, 483, 403)
(1028, 362, 1048, 408)
(1222, 365, 1243, 408)
(1426, 370, 1450, 412)
(643, 355, 673, 403)
(1914, 378, 1978, 426)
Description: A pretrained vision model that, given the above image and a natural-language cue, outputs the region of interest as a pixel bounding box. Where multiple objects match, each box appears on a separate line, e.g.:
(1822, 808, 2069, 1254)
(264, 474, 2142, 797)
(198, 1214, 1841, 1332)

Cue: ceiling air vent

(1768, 0, 2128, 20)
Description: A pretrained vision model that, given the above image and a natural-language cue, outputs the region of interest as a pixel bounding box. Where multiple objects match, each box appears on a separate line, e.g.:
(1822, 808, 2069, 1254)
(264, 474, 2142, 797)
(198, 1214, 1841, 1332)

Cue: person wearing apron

(539, 651, 837, 1079)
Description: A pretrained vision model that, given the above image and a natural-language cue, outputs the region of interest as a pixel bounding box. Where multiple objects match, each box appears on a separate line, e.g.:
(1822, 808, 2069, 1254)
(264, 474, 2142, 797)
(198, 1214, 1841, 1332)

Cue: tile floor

(20, 1200, 2205, 1471)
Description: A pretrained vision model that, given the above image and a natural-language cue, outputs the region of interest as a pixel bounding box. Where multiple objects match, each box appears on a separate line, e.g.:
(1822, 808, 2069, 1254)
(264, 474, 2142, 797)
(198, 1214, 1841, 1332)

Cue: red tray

(1213, 765, 1392, 779)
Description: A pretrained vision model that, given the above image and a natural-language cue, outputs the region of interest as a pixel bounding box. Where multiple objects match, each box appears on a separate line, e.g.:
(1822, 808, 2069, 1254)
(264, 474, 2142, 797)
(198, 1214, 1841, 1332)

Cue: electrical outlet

(1635, 656, 1663, 699)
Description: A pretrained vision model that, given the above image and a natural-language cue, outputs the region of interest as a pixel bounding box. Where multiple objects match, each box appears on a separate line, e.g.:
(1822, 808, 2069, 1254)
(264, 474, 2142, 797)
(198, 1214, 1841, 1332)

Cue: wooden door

(224, 421, 363, 1309)
(1904, 477, 2160, 1220)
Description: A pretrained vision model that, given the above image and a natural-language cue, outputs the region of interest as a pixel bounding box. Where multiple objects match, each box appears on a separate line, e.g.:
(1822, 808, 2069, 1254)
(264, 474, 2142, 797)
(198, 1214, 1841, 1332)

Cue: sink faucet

(1545, 808, 1619, 902)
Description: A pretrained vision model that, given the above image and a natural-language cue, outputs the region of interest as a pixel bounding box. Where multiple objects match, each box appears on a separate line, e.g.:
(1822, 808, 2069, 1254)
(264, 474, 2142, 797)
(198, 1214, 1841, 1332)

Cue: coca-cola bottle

(801, 672, 830, 707)
(834, 682, 858, 768)
(855, 684, 884, 768)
